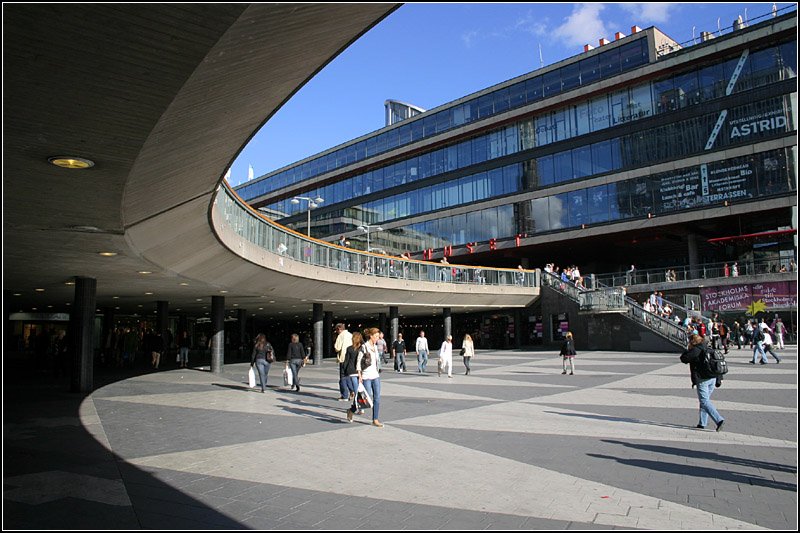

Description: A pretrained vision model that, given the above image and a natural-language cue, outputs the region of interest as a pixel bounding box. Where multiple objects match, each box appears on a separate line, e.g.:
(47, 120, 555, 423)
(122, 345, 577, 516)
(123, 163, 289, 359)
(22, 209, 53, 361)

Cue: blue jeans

(396, 352, 406, 371)
(179, 347, 189, 365)
(362, 378, 381, 421)
(255, 359, 271, 391)
(290, 359, 303, 387)
(696, 377, 723, 427)
(346, 376, 360, 412)
(752, 342, 767, 363)
(418, 350, 428, 372)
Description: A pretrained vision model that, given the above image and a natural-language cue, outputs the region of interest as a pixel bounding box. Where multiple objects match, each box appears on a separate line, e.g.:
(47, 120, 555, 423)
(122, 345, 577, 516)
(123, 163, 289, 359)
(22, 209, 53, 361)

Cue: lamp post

(291, 195, 324, 237)
(357, 223, 383, 252)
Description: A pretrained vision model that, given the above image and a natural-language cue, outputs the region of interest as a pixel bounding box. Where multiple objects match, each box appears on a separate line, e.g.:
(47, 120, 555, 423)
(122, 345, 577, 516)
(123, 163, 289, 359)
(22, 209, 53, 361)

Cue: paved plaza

(3, 346, 797, 530)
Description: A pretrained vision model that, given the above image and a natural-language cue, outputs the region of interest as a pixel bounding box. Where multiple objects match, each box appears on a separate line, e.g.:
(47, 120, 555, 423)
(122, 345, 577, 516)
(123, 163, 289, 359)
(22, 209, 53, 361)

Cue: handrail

(593, 259, 795, 288)
(216, 182, 540, 288)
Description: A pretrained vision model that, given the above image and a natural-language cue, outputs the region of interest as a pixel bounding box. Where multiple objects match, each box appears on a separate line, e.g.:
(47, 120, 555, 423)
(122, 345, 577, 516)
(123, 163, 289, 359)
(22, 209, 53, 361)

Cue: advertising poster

(701, 282, 797, 313)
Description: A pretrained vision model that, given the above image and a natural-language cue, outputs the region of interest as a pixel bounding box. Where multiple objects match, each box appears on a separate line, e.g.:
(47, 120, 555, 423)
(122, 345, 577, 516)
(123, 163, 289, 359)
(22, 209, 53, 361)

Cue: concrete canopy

(3, 3, 403, 319)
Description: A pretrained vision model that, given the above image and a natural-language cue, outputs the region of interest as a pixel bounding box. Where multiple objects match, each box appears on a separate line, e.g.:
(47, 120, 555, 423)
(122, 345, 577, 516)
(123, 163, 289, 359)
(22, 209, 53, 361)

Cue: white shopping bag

(283, 364, 293, 387)
(356, 382, 373, 408)
(248, 367, 256, 388)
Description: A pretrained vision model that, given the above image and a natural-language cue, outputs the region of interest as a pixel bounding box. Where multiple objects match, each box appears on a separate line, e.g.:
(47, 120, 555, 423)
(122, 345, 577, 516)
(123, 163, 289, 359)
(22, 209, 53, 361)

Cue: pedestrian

(392, 333, 407, 372)
(438, 334, 453, 378)
(680, 334, 725, 431)
(343, 332, 364, 421)
(560, 331, 577, 375)
(334, 323, 353, 401)
(415, 330, 429, 373)
(357, 327, 383, 427)
(762, 329, 782, 363)
(461, 334, 475, 375)
(750, 324, 768, 364)
(732, 320, 742, 350)
(250, 333, 274, 392)
(150, 329, 165, 369)
(177, 330, 190, 368)
(376, 331, 388, 367)
(286, 333, 307, 392)
(773, 317, 786, 349)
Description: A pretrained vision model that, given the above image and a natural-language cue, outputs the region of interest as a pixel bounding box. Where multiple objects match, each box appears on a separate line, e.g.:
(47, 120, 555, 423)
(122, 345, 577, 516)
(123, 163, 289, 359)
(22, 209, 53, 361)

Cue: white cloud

(619, 3, 679, 24)
(552, 4, 611, 48)
(461, 30, 479, 48)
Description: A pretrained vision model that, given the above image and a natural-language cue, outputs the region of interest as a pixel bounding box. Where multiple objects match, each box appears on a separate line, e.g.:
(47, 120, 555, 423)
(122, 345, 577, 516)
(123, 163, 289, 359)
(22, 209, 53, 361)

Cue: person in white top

(357, 327, 383, 427)
(334, 324, 353, 401)
(415, 331, 429, 373)
(761, 329, 782, 363)
(438, 334, 454, 378)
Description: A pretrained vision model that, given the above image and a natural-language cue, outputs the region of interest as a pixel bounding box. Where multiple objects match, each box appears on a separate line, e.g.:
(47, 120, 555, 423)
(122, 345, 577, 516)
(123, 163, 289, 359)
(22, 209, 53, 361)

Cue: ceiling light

(138, 271, 152, 275)
(98, 252, 117, 257)
(35, 288, 45, 292)
(144, 292, 153, 295)
(48, 156, 95, 169)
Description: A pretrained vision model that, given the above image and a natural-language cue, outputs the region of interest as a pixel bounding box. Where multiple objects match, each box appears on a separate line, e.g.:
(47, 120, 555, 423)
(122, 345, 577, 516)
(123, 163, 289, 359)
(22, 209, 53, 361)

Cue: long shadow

(543, 410, 688, 430)
(587, 453, 797, 492)
(274, 398, 347, 424)
(600, 439, 798, 474)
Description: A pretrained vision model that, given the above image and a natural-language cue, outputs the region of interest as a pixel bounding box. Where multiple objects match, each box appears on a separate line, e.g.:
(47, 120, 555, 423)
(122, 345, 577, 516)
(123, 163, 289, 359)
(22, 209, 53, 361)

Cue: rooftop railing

(216, 182, 539, 289)
(593, 259, 796, 288)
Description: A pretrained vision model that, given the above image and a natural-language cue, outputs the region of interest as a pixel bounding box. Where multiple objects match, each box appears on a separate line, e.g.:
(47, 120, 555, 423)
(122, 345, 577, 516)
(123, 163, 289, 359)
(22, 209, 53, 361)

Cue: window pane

(590, 95, 610, 131)
(619, 39, 648, 71)
(542, 69, 562, 97)
(572, 145, 593, 178)
(653, 77, 676, 113)
(494, 87, 510, 114)
(478, 94, 494, 118)
(609, 88, 628, 126)
(560, 62, 581, 91)
(673, 71, 700, 108)
(509, 81, 527, 109)
(526, 76, 543, 102)
(530, 197, 550, 232)
(591, 140, 613, 175)
(580, 54, 601, 85)
(537, 155, 554, 186)
(629, 83, 653, 121)
(587, 184, 609, 223)
(575, 102, 591, 136)
(553, 151, 573, 183)
(600, 47, 620, 77)
(779, 41, 797, 79)
(549, 193, 569, 230)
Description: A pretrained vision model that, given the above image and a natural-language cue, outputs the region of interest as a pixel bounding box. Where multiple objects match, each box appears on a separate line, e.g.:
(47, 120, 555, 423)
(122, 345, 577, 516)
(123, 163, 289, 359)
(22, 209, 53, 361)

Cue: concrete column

(313, 303, 323, 366)
(323, 311, 333, 359)
(389, 306, 399, 343)
(688, 233, 699, 280)
(443, 307, 452, 340)
(70, 277, 96, 393)
(211, 296, 225, 374)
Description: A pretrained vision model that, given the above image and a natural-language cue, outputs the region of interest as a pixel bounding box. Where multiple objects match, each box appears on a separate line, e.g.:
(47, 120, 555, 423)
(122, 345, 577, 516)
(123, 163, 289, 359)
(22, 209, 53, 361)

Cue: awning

(708, 229, 797, 245)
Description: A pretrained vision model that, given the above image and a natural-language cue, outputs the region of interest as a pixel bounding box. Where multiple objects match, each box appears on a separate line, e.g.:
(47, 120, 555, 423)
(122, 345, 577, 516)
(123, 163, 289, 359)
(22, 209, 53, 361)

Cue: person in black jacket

(680, 334, 725, 431)
(250, 333, 274, 393)
(560, 332, 576, 375)
(343, 332, 364, 422)
(286, 333, 307, 392)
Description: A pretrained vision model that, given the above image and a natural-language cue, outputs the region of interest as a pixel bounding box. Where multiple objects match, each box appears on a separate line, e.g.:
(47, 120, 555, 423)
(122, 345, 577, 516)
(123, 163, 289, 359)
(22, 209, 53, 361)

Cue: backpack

(703, 347, 728, 377)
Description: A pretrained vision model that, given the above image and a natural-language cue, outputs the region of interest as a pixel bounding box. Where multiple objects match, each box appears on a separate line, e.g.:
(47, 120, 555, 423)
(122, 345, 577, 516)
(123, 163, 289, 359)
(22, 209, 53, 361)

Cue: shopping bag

(356, 382, 373, 408)
(248, 367, 256, 388)
(283, 364, 293, 387)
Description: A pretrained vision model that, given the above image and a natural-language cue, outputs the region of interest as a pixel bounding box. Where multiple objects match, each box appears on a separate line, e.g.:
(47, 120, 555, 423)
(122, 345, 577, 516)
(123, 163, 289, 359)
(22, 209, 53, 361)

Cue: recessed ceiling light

(112, 296, 119, 299)
(48, 156, 95, 169)
(179, 282, 189, 286)
(219, 290, 228, 294)
(138, 271, 152, 275)
(35, 288, 45, 292)
(65, 281, 75, 285)
(13, 293, 21, 296)
(98, 252, 117, 257)
(144, 292, 153, 295)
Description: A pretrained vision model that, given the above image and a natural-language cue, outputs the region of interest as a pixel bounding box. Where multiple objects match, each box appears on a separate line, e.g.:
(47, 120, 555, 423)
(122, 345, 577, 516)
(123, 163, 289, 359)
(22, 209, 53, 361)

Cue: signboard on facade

(700, 281, 797, 312)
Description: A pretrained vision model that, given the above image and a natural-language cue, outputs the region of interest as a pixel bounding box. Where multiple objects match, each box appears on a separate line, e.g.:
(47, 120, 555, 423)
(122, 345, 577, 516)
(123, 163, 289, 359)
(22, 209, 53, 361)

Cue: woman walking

(344, 332, 365, 421)
(560, 332, 576, 375)
(286, 333, 307, 392)
(438, 334, 453, 378)
(462, 334, 475, 375)
(356, 328, 383, 427)
(250, 333, 274, 392)
(680, 334, 725, 431)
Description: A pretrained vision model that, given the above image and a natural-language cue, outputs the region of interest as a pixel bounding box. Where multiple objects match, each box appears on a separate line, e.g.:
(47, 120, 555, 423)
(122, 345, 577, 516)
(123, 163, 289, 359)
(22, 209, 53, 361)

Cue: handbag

(248, 367, 257, 388)
(356, 382, 373, 408)
(459, 347, 466, 356)
(283, 364, 293, 387)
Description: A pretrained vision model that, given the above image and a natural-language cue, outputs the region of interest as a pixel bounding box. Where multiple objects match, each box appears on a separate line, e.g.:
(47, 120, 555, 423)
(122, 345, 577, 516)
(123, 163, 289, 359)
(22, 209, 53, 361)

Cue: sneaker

(749, 361, 755, 364)
(715, 419, 725, 432)
(562, 371, 567, 375)
(759, 361, 767, 365)
(372, 420, 384, 428)
(776, 359, 782, 364)
(569, 372, 574, 375)
(696, 424, 705, 429)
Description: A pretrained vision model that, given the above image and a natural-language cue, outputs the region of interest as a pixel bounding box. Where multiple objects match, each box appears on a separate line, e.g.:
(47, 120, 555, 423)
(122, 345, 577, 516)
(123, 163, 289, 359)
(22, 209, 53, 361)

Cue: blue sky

(228, 2, 794, 186)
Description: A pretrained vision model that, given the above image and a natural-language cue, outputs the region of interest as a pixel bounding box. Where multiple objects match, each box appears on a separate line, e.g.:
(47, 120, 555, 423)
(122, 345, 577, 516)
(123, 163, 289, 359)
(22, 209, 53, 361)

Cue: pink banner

(701, 282, 797, 312)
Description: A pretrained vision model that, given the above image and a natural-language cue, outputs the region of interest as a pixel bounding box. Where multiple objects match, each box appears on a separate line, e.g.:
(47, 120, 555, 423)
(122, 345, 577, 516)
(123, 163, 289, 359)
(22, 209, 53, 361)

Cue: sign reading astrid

(700, 282, 797, 312)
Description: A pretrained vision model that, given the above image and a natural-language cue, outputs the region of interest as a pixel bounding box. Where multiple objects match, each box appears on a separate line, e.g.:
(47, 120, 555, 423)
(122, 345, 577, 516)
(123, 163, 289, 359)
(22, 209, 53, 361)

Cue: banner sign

(700, 281, 797, 312)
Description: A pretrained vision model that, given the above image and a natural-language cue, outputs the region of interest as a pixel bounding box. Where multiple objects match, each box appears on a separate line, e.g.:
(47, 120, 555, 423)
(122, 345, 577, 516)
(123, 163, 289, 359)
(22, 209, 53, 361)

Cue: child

(560, 332, 577, 375)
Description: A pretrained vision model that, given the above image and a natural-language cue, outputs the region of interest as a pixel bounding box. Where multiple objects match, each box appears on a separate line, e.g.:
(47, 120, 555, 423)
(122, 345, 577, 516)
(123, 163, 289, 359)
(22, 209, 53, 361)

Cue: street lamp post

(357, 223, 383, 252)
(291, 195, 324, 237)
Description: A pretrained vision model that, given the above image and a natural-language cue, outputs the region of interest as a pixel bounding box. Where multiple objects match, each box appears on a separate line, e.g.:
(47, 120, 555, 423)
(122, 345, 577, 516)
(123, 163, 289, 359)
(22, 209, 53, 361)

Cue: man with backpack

(680, 334, 725, 431)
(751, 325, 768, 364)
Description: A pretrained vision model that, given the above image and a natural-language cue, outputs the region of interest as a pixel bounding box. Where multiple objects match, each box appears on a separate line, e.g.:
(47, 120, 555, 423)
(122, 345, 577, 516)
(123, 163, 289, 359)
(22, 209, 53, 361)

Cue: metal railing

(623, 296, 688, 347)
(215, 183, 540, 288)
(594, 259, 796, 288)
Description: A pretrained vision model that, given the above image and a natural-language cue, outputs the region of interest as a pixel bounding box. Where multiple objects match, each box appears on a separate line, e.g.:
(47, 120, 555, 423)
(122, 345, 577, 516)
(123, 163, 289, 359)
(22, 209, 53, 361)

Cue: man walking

(334, 323, 353, 400)
(392, 333, 407, 373)
(415, 330, 429, 373)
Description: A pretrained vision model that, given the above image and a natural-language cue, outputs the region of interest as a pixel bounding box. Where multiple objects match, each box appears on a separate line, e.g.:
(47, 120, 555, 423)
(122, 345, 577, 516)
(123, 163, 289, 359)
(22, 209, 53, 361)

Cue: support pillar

(443, 307, 452, 340)
(323, 311, 333, 359)
(379, 312, 387, 335)
(70, 277, 96, 393)
(389, 306, 399, 343)
(211, 296, 225, 374)
(688, 233, 699, 280)
(313, 303, 323, 366)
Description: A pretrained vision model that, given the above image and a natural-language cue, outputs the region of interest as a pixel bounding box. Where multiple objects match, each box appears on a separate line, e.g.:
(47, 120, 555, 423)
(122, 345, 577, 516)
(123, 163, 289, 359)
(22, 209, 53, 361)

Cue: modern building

(238, 9, 797, 283)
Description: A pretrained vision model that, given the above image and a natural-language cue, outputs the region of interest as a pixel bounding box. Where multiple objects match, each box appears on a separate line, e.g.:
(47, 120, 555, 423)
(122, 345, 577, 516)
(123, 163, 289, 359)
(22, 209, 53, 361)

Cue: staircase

(541, 272, 688, 349)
